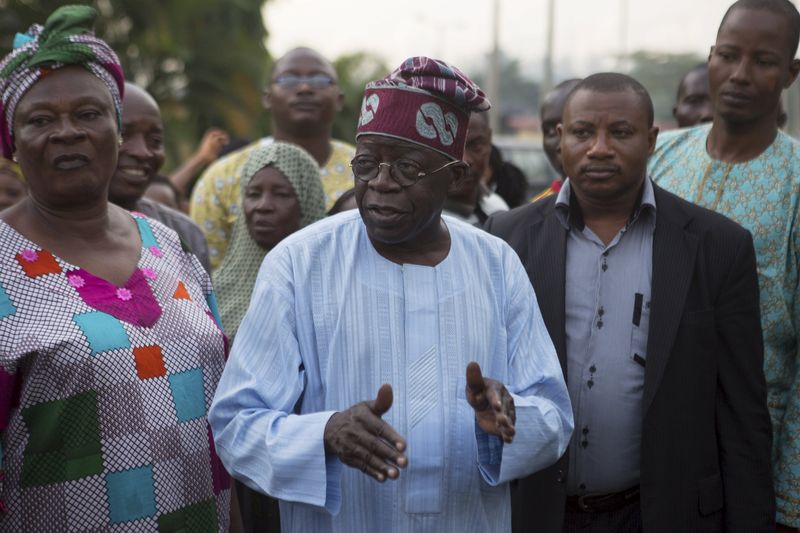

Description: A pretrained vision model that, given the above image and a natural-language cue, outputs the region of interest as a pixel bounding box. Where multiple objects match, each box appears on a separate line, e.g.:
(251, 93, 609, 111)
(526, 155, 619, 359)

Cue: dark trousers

(236, 480, 282, 533)
(563, 501, 642, 533)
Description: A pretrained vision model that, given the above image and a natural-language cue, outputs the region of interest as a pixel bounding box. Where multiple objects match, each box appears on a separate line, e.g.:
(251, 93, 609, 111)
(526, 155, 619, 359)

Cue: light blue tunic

(209, 210, 573, 533)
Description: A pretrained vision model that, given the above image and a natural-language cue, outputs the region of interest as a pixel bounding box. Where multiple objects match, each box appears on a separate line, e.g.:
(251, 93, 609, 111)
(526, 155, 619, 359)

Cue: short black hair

(553, 78, 583, 92)
(540, 78, 582, 116)
(719, 0, 800, 58)
(566, 72, 655, 127)
(268, 47, 337, 84)
(676, 63, 708, 101)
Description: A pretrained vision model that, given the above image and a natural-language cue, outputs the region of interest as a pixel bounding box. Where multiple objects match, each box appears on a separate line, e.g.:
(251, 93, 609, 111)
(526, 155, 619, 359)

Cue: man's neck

(369, 219, 451, 267)
(707, 113, 778, 164)
(572, 180, 644, 246)
(273, 127, 333, 167)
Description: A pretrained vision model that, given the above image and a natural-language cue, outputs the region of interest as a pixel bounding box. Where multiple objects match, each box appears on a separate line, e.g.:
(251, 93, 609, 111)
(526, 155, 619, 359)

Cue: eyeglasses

(350, 155, 460, 188)
(271, 74, 336, 89)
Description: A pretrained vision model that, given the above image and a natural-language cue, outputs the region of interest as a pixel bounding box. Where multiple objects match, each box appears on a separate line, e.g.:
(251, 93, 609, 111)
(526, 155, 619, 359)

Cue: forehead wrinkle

(19, 92, 111, 110)
(272, 52, 337, 80)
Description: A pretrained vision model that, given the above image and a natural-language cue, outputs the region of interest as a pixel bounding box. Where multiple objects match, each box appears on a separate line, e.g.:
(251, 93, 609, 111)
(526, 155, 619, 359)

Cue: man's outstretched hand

(465, 361, 516, 443)
(323, 384, 408, 482)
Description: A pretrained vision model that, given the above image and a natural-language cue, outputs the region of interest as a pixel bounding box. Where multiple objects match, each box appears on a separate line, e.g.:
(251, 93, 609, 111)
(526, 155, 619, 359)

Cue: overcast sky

(263, 0, 757, 79)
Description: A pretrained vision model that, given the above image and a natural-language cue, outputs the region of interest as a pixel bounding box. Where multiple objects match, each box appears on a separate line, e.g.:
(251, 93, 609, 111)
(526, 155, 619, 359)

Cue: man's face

(708, 7, 800, 126)
(463, 113, 492, 182)
(558, 88, 657, 205)
(264, 49, 343, 136)
(109, 85, 165, 206)
(540, 88, 573, 178)
(674, 68, 713, 127)
(354, 135, 465, 246)
(456, 113, 492, 201)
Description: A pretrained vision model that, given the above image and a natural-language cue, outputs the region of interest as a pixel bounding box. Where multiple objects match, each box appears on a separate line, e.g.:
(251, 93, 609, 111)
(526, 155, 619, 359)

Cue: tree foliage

(471, 55, 540, 134)
(0, 0, 270, 168)
(331, 52, 389, 144)
(624, 50, 706, 125)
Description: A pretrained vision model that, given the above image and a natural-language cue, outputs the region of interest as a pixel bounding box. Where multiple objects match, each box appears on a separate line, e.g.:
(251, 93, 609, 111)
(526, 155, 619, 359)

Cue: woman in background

(213, 141, 324, 533)
(215, 142, 325, 339)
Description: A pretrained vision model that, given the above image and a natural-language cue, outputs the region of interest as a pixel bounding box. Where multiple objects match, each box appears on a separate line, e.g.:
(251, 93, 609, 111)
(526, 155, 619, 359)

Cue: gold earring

(118, 136, 123, 147)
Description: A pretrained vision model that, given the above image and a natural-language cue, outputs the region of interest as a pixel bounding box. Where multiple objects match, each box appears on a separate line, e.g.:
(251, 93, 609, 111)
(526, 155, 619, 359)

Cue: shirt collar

(555, 177, 657, 230)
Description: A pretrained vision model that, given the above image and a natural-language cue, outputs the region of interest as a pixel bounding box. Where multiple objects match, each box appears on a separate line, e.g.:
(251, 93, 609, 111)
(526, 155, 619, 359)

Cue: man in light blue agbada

(209, 57, 573, 533)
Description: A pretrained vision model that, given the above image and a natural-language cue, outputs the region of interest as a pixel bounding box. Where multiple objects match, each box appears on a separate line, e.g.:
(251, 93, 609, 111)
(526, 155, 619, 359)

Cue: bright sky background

(263, 0, 755, 80)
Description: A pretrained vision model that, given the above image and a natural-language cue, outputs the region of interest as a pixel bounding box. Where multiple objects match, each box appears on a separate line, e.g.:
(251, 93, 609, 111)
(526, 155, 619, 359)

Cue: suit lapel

(643, 187, 698, 414)
(526, 208, 568, 376)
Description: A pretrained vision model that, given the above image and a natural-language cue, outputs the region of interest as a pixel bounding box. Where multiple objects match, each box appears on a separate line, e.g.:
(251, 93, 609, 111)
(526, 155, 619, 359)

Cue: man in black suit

(485, 73, 774, 532)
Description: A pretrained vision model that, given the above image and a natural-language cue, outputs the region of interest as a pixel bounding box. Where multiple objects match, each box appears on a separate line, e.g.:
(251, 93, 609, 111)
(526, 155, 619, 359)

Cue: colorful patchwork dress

(0, 213, 231, 531)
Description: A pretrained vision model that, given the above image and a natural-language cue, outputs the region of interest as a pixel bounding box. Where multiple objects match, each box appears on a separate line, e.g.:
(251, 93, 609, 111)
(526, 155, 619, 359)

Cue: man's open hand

(465, 361, 516, 443)
(323, 384, 408, 482)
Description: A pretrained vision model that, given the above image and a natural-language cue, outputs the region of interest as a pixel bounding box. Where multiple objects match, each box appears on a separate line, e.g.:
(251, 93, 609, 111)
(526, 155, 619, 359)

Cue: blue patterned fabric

(73, 311, 131, 355)
(209, 210, 573, 533)
(649, 124, 800, 526)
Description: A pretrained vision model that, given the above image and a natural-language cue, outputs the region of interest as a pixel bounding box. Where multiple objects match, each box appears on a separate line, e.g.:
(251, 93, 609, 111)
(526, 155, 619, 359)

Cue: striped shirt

(555, 178, 655, 495)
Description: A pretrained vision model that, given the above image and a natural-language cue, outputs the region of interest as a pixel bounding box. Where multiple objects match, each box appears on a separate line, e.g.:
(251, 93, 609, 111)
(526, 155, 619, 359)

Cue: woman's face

(243, 166, 301, 249)
(12, 66, 118, 209)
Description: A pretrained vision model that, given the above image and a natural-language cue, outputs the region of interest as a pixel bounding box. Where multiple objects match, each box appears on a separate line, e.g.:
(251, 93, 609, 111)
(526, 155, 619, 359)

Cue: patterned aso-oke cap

(356, 56, 491, 161)
(0, 5, 125, 160)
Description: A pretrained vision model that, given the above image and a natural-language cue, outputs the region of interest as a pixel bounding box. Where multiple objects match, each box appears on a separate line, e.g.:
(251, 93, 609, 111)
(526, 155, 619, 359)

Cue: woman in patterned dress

(0, 6, 233, 531)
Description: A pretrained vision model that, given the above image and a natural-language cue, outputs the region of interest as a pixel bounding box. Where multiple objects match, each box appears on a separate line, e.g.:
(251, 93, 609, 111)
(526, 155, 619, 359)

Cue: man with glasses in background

(209, 57, 573, 533)
(191, 47, 354, 270)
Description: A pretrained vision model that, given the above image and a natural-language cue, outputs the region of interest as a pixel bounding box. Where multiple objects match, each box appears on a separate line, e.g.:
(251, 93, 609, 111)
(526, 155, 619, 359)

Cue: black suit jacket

(484, 183, 775, 532)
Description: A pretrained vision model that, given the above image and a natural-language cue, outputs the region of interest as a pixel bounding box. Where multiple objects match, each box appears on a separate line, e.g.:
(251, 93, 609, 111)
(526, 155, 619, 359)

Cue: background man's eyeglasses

(272, 74, 336, 89)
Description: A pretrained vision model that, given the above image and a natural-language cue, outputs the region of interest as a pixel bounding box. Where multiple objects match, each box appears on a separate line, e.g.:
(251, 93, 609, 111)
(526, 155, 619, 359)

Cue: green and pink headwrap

(0, 5, 125, 160)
